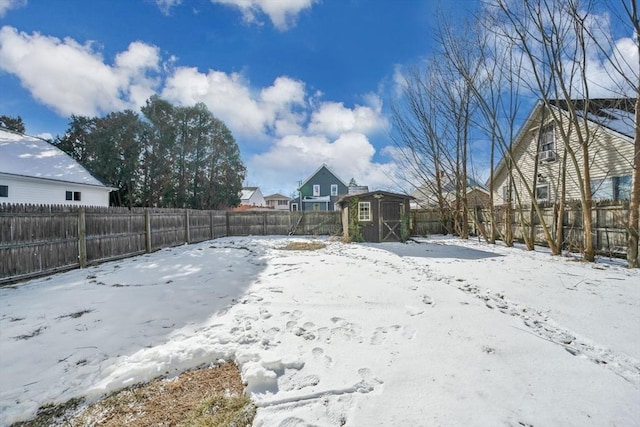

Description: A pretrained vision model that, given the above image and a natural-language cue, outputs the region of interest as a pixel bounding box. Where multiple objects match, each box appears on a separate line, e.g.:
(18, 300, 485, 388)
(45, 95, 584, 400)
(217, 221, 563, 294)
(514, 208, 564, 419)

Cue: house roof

(298, 164, 348, 189)
(240, 187, 259, 200)
(412, 177, 489, 199)
(0, 128, 111, 188)
(551, 98, 635, 139)
(264, 193, 292, 201)
(489, 98, 636, 186)
(337, 190, 414, 205)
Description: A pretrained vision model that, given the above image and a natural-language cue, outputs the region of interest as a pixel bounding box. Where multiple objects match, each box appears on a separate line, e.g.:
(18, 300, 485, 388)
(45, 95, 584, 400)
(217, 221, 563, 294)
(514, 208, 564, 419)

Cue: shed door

(381, 202, 403, 242)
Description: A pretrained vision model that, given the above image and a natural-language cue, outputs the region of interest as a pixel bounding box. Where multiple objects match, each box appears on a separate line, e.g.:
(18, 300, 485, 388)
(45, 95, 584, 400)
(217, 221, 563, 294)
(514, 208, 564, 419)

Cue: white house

(264, 193, 292, 211)
(239, 187, 266, 207)
(490, 98, 635, 205)
(0, 129, 113, 206)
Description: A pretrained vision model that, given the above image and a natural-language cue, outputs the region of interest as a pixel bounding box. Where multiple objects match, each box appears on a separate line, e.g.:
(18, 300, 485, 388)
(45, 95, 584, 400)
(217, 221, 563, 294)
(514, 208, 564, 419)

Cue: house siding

(299, 166, 348, 211)
(0, 174, 111, 206)
(493, 106, 634, 205)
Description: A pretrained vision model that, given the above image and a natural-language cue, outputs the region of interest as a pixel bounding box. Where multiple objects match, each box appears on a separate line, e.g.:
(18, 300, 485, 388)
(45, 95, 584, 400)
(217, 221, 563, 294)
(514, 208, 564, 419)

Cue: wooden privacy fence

(412, 201, 634, 256)
(1, 204, 341, 284)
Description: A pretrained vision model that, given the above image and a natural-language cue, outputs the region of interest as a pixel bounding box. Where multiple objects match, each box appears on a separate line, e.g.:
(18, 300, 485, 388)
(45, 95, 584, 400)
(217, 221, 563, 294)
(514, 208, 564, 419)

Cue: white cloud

(162, 67, 308, 137)
(308, 100, 388, 138)
(0, 26, 160, 116)
(155, 0, 182, 16)
(210, 0, 317, 30)
(0, 0, 26, 17)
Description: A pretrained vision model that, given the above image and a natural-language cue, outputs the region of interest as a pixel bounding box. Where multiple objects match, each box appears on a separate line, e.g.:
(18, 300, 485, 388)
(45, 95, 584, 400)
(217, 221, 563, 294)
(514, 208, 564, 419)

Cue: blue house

(294, 164, 348, 211)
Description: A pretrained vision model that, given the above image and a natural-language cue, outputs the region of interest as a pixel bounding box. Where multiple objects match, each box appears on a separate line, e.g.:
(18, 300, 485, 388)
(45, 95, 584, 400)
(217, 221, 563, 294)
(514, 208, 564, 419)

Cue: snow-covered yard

(1, 236, 639, 426)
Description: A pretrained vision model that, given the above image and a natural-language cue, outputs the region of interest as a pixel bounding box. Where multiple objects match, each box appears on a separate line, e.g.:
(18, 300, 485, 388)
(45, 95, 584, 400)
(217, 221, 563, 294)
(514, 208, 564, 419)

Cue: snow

(0, 129, 106, 186)
(1, 236, 639, 426)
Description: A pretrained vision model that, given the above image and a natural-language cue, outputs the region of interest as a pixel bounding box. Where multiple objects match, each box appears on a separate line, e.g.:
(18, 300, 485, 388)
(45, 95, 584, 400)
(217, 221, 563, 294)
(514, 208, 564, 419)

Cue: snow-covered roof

(575, 108, 635, 139)
(0, 129, 108, 187)
(240, 187, 258, 201)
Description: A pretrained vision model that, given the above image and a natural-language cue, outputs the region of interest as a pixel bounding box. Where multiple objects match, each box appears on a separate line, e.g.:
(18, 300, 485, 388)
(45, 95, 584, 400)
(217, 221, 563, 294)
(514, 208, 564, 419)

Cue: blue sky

(0, 0, 483, 196)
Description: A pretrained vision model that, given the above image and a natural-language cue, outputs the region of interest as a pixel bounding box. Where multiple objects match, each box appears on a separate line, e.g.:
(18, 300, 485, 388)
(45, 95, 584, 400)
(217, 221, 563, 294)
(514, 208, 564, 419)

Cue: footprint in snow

(311, 346, 334, 367)
(370, 325, 400, 345)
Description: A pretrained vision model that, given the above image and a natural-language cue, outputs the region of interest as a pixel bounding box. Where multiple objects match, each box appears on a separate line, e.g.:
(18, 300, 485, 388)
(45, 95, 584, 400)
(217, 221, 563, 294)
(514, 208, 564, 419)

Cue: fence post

(185, 209, 190, 243)
(263, 212, 267, 235)
(210, 211, 214, 240)
(226, 211, 231, 236)
(77, 207, 87, 268)
(145, 209, 152, 253)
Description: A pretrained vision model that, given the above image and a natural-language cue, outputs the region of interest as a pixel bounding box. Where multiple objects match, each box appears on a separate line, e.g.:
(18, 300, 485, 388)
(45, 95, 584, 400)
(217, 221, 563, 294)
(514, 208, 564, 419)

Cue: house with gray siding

(295, 164, 349, 211)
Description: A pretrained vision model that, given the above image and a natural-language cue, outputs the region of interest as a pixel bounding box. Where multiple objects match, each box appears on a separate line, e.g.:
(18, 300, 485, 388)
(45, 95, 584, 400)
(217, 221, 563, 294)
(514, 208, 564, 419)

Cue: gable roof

(264, 193, 292, 201)
(490, 98, 636, 186)
(240, 187, 259, 200)
(298, 164, 348, 189)
(337, 190, 414, 205)
(0, 128, 109, 188)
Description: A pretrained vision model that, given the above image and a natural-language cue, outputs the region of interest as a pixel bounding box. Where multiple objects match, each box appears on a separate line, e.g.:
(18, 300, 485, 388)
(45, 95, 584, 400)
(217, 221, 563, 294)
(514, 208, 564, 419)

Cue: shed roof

(0, 128, 110, 188)
(337, 190, 414, 205)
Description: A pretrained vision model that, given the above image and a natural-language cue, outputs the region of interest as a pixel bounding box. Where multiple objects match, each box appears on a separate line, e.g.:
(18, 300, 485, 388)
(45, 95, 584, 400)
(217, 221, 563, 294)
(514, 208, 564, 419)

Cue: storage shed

(338, 191, 413, 243)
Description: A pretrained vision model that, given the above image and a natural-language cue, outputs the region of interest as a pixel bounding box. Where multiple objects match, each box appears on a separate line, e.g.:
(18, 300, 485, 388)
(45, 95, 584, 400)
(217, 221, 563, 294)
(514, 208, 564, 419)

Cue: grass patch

(278, 241, 326, 251)
(13, 326, 46, 340)
(11, 362, 254, 427)
(57, 310, 93, 319)
(184, 394, 256, 426)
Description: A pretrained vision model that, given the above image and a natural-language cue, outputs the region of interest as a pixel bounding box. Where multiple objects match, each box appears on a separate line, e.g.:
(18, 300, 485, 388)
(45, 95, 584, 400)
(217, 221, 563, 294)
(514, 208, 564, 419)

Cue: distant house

(239, 187, 266, 207)
(411, 177, 490, 210)
(296, 164, 349, 211)
(264, 193, 292, 211)
(338, 191, 414, 242)
(0, 129, 113, 206)
(490, 98, 635, 205)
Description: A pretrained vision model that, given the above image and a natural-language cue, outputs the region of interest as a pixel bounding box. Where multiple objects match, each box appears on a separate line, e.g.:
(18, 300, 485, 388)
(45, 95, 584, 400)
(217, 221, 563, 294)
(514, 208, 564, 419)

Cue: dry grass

(278, 241, 326, 251)
(13, 362, 255, 427)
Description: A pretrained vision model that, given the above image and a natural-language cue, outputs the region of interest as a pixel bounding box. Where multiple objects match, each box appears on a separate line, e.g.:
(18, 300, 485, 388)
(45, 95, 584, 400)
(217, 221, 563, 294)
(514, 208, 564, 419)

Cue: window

(277, 200, 288, 206)
(539, 124, 555, 152)
(291, 203, 298, 211)
(358, 201, 371, 221)
(331, 184, 338, 196)
(66, 191, 81, 201)
(591, 178, 613, 200)
(614, 175, 631, 200)
(591, 176, 631, 200)
(502, 185, 509, 203)
(313, 203, 320, 211)
(535, 184, 549, 202)
(313, 184, 320, 196)
(0, 185, 8, 198)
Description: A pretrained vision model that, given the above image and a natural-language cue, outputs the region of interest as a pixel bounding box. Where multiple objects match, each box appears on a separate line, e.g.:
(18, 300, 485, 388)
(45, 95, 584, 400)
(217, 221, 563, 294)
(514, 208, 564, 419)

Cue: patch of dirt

(278, 241, 326, 251)
(12, 362, 255, 427)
